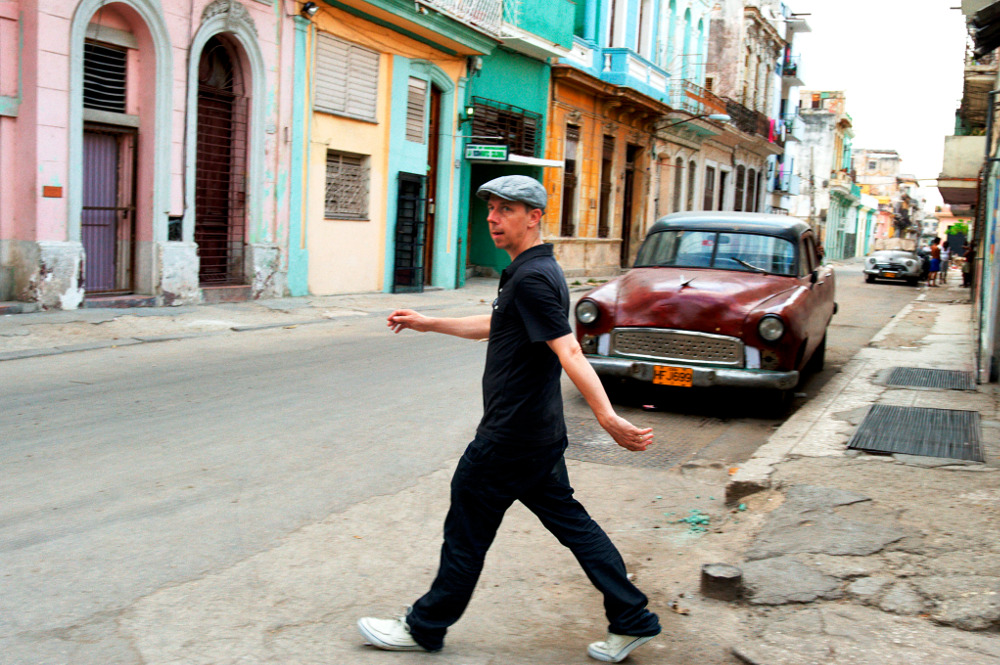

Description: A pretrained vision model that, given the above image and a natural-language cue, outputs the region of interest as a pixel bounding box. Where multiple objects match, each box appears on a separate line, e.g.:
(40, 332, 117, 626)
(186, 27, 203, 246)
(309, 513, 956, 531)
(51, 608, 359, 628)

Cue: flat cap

(476, 175, 547, 211)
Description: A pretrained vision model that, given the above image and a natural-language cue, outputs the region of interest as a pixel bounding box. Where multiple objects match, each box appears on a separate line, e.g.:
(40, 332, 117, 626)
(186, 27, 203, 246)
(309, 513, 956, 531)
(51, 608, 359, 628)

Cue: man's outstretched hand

(387, 309, 431, 334)
(601, 414, 654, 451)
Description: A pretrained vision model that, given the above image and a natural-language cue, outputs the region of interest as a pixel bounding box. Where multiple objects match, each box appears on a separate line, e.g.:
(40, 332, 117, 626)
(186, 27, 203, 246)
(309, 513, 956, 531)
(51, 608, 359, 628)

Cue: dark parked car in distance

(575, 212, 836, 403)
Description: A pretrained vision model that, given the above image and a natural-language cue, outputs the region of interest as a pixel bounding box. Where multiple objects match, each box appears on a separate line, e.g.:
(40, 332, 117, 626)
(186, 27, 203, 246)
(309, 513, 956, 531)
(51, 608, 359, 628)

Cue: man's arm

(388, 309, 492, 340)
(546, 333, 654, 452)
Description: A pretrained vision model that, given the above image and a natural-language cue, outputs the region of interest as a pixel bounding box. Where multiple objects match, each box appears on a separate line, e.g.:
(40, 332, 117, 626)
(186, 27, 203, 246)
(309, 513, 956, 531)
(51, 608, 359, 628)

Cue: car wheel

(865, 274, 875, 283)
(906, 277, 918, 286)
(806, 334, 826, 373)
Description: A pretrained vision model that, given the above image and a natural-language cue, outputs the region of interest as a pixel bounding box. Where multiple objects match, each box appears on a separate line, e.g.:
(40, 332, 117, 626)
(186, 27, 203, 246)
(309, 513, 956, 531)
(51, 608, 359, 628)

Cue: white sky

(787, 0, 969, 207)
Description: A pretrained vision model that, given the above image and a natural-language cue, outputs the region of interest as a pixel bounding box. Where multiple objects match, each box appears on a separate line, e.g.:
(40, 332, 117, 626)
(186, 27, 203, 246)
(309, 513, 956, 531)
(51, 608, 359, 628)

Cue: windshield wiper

(729, 257, 767, 273)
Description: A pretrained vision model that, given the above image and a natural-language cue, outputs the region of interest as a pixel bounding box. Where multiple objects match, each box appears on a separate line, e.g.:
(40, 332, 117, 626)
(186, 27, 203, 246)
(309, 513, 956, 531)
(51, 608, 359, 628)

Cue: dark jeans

(406, 435, 661, 651)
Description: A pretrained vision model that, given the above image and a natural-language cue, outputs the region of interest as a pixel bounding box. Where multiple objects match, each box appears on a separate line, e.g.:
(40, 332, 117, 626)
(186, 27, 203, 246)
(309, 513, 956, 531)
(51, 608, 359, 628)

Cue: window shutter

(406, 78, 427, 143)
(315, 33, 378, 122)
(83, 41, 127, 113)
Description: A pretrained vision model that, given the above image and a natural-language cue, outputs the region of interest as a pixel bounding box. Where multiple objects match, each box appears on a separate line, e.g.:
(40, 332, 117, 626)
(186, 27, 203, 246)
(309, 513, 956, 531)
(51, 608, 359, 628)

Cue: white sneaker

(357, 615, 426, 651)
(587, 632, 655, 663)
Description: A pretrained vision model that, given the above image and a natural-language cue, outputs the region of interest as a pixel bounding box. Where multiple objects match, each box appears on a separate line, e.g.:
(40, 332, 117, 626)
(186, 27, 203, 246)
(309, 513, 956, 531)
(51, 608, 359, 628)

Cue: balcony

(418, 0, 503, 37)
(782, 110, 804, 141)
(725, 97, 771, 140)
(500, 0, 574, 59)
(601, 48, 670, 102)
(781, 54, 803, 86)
(773, 172, 801, 195)
(938, 134, 986, 206)
(668, 79, 728, 116)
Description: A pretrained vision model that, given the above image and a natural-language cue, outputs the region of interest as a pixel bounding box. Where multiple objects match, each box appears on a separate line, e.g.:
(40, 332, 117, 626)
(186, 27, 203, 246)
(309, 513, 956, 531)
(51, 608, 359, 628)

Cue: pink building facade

(0, 0, 296, 308)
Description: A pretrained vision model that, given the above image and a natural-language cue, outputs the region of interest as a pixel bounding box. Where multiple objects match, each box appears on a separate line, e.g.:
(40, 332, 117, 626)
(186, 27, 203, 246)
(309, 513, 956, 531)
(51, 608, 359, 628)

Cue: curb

(724, 296, 925, 504)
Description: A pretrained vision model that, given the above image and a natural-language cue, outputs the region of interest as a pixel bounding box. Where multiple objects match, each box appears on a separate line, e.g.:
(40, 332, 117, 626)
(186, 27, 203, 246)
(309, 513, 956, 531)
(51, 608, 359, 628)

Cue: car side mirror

(810, 270, 819, 285)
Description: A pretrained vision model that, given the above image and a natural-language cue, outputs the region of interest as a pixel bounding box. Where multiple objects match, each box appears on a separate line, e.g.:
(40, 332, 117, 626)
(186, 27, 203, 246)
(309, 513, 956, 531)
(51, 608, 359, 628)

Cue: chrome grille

(611, 328, 744, 367)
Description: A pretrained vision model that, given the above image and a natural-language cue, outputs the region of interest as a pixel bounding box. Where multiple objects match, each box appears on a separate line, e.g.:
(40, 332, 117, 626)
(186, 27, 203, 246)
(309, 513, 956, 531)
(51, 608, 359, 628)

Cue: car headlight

(758, 315, 785, 342)
(905, 260, 914, 268)
(868, 257, 876, 265)
(576, 300, 600, 325)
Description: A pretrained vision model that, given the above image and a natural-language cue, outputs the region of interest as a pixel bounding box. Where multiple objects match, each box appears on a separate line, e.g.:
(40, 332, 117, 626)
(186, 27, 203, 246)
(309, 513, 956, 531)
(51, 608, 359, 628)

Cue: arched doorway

(194, 35, 248, 285)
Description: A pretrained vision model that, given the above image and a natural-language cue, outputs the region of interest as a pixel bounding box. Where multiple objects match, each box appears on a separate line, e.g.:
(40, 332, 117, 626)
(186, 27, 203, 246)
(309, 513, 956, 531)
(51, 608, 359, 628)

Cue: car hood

(869, 250, 917, 261)
(602, 267, 799, 336)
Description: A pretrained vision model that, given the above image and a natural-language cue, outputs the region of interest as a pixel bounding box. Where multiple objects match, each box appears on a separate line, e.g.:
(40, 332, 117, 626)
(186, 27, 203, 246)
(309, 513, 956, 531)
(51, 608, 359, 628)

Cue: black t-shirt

(477, 244, 572, 445)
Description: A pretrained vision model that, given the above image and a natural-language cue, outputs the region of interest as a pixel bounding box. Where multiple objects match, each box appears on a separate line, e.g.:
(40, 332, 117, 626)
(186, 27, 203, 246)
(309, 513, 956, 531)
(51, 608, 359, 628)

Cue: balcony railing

(666, 79, 727, 115)
(419, 0, 503, 36)
(773, 172, 801, 195)
(602, 49, 670, 100)
(781, 54, 800, 79)
(725, 97, 771, 140)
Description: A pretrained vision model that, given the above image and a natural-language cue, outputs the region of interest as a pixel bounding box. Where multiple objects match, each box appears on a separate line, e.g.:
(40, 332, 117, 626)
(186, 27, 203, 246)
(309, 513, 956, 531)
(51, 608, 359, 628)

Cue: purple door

(82, 131, 118, 292)
(81, 129, 136, 294)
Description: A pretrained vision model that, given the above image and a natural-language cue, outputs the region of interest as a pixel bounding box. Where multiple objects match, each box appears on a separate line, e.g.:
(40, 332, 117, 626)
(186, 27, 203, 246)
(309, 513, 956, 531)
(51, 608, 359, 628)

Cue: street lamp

(659, 113, 731, 130)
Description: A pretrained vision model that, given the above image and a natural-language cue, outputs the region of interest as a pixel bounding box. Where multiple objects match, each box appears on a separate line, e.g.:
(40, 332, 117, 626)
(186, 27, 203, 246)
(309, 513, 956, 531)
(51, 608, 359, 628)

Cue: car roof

(648, 212, 812, 243)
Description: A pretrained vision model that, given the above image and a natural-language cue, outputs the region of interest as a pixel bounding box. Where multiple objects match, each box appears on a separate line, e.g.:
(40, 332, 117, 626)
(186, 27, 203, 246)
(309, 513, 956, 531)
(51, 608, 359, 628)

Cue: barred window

(470, 96, 541, 157)
(325, 151, 369, 220)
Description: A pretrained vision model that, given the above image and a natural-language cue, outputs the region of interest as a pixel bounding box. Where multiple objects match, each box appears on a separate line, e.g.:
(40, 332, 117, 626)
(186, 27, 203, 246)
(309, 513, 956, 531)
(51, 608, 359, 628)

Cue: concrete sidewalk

(727, 276, 1000, 664)
(6, 272, 1000, 664)
(0, 278, 504, 361)
(0, 276, 623, 361)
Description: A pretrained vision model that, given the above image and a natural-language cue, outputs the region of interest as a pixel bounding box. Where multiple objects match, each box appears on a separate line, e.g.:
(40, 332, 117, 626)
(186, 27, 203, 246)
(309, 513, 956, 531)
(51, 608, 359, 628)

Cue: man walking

(358, 175, 661, 663)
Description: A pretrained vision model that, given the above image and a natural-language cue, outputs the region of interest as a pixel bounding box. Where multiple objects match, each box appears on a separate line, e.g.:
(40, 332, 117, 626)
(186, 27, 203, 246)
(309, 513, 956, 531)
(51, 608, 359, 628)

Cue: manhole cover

(564, 414, 722, 469)
(886, 367, 976, 391)
(847, 404, 983, 462)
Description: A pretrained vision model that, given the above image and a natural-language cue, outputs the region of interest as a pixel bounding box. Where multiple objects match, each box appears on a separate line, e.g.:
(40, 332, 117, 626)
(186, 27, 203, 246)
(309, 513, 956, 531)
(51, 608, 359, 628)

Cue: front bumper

(587, 356, 799, 391)
(863, 267, 918, 280)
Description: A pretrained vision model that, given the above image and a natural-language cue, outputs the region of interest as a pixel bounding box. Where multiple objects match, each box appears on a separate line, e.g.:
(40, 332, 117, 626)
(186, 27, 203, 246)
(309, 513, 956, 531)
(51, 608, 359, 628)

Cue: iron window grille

(325, 151, 369, 220)
(83, 41, 127, 113)
(470, 96, 541, 158)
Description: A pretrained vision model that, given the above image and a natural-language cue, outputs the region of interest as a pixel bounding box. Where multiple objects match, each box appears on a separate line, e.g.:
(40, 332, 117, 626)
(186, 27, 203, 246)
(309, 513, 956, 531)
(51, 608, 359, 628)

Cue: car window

(634, 230, 716, 268)
(715, 233, 796, 275)
(801, 236, 816, 276)
(635, 230, 796, 275)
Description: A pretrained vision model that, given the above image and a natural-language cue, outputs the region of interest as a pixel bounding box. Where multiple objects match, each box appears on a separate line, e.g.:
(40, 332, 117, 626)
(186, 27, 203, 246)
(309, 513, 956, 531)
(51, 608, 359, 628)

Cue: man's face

(486, 195, 541, 256)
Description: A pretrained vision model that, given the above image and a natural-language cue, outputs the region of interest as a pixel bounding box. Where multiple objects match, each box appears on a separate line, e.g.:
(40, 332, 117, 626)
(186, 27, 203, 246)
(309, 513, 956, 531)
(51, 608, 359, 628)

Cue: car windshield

(634, 230, 797, 276)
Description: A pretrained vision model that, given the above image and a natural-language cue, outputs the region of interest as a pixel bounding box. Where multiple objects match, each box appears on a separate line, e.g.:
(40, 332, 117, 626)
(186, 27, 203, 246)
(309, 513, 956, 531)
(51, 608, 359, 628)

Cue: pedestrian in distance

(358, 175, 661, 663)
(962, 243, 976, 287)
(928, 237, 941, 286)
(940, 242, 951, 285)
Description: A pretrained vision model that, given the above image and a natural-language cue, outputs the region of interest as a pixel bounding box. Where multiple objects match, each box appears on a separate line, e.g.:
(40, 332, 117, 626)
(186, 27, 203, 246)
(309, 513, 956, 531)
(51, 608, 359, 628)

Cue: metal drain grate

(886, 367, 976, 391)
(848, 404, 984, 462)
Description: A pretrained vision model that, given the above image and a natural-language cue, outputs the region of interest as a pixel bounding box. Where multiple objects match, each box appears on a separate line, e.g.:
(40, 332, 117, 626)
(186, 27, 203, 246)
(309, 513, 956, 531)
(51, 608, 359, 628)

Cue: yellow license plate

(883, 272, 897, 278)
(653, 365, 693, 387)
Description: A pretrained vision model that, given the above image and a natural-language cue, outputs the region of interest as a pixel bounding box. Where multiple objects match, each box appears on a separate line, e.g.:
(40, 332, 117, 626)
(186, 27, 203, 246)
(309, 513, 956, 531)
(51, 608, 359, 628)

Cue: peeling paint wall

(0, 0, 296, 308)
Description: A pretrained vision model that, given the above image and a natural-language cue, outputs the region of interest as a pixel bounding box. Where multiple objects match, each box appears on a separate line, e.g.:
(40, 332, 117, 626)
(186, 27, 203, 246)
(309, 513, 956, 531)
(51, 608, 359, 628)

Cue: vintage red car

(575, 213, 836, 400)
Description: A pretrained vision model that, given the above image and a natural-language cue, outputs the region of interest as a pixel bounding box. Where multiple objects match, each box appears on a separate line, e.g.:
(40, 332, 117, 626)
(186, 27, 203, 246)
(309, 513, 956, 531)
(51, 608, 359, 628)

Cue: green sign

(465, 144, 508, 161)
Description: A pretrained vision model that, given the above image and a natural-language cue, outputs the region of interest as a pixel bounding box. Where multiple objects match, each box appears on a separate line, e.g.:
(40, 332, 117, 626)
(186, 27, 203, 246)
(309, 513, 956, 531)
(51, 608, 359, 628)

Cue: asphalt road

(0, 259, 915, 664)
(563, 260, 916, 468)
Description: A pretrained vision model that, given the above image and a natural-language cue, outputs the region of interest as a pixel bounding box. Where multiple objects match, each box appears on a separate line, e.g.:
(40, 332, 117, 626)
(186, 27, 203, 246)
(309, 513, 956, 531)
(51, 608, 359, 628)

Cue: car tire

(806, 334, 826, 373)
(865, 274, 875, 283)
(906, 277, 918, 286)
(765, 389, 793, 418)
